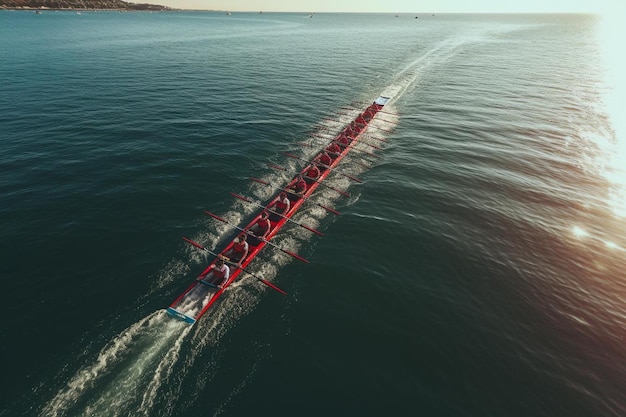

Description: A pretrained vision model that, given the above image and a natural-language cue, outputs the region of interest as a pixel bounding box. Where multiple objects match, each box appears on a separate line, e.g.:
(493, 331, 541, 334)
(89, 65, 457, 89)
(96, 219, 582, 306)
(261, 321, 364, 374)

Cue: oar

(355, 123, 394, 134)
(361, 135, 388, 144)
(267, 163, 350, 198)
(204, 211, 309, 263)
(182, 237, 287, 295)
(282, 152, 362, 183)
(343, 139, 383, 151)
(230, 192, 324, 236)
(310, 132, 380, 156)
(336, 112, 396, 124)
(250, 177, 341, 215)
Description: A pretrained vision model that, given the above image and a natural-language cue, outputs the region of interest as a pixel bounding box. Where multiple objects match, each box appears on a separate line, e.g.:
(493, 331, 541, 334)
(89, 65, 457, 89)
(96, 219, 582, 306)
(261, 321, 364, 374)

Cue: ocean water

(1, 10, 625, 417)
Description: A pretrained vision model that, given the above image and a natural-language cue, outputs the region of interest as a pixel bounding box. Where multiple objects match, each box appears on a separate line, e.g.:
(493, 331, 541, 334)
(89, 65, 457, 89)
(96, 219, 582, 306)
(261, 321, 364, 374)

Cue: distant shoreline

(1, 7, 174, 11)
(0, 0, 173, 11)
(0, 7, 598, 15)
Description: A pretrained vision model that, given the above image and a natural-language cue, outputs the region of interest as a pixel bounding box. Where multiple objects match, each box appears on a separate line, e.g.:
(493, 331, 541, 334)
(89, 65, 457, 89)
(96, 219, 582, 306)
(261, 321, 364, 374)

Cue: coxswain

(248, 211, 271, 245)
(203, 255, 230, 288)
(304, 163, 321, 184)
(224, 233, 249, 267)
(286, 175, 307, 202)
(267, 192, 291, 222)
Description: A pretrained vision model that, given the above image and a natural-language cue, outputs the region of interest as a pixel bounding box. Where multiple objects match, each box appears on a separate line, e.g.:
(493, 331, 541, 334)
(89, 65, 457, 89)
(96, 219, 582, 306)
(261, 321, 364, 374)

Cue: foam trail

(41, 311, 191, 417)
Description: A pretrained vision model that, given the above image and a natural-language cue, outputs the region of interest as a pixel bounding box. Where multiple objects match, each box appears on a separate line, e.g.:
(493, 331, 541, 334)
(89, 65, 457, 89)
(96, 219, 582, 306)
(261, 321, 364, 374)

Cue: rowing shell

(167, 95, 391, 324)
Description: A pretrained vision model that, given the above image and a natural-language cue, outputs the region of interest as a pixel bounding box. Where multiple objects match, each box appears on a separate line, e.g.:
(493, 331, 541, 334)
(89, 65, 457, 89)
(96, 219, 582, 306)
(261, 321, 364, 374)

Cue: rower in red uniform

(248, 211, 271, 245)
(203, 255, 230, 288)
(303, 163, 321, 184)
(315, 151, 332, 168)
(287, 175, 307, 202)
(348, 121, 358, 139)
(325, 141, 341, 158)
(267, 192, 290, 222)
(337, 133, 351, 148)
(224, 233, 249, 267)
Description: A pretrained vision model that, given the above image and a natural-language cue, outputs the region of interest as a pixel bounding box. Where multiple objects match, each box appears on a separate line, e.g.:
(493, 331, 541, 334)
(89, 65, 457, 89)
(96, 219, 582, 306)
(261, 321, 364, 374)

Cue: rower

(223, 233, 249, 268)
(337, 133, 351, 148)
(202, 255, 230, 288)
(286, 175, 307, 202)
(315, 151, 332, 168)
(267, 192, 290, 222)
(325, 141, 342, 158)
(349, 123, 360, 135)
(303, 163, 321, 185)
(247, 211, 271, 246)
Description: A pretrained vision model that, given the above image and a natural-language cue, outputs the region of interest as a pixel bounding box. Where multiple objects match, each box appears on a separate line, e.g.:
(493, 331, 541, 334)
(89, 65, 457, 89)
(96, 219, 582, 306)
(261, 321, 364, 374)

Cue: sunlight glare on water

(597, 11, 626, 218)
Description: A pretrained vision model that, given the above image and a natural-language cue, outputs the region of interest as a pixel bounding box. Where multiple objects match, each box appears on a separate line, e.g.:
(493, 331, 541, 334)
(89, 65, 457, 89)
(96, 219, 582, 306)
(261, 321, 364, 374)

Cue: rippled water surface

(1, 11, 625, 417)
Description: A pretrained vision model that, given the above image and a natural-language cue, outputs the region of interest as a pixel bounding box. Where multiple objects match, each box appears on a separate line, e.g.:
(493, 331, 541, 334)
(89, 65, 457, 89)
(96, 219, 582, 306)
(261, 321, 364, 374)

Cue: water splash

(40, 311, 190, 417)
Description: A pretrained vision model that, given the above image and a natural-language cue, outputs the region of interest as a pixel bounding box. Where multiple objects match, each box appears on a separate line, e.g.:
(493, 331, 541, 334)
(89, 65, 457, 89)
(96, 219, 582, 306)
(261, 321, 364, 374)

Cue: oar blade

(318, 203, 340, 216)
(282, 248, 309, 264)
(334, 188, 351, 198)
(250, 177, 269, 185)
(258, 278, 287, 295)
(204, 210, 227, 223)
(345, 174, 363, 183)
(183, 236, 205, 251)
(268, 163, 286, 171)
(230, 192, 251, 203)
(301, 224, 324, 237)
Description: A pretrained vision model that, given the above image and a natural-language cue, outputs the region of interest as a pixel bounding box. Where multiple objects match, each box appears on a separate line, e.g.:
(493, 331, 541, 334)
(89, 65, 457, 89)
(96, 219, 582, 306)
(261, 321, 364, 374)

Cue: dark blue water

(2, 10, 626, 417)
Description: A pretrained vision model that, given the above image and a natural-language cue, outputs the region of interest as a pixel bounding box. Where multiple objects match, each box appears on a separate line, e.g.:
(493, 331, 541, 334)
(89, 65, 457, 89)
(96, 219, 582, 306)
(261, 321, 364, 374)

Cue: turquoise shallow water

(1, 11, 626, 417)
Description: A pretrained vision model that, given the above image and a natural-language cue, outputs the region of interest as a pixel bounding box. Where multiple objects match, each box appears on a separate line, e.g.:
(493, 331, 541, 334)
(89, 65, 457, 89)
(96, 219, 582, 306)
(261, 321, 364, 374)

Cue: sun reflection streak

(572, 225, 625, 252)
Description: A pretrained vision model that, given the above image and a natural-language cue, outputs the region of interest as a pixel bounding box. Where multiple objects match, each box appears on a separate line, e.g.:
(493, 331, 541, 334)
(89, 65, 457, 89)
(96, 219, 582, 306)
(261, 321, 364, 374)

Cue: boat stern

(166, 307, 196, 325)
